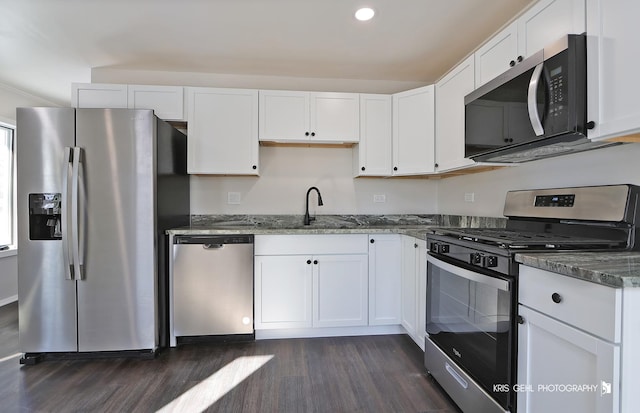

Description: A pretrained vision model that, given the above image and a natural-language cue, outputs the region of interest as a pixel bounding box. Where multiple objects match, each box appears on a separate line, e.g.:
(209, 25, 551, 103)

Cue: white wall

(91, 67, 428, 95)
(437, 143, 640, 217)
(192, 146, 438, 215)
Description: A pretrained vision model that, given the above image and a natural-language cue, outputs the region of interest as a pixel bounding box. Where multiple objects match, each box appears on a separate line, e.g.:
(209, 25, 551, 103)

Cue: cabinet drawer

(255, 234, 368, 255)
(519, 265, 621, 342)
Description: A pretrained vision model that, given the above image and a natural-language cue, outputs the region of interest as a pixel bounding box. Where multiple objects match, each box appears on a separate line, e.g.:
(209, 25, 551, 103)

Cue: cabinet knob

(313, 260, 318, 265)
(361, 166, 366, 171)
(551, 293, 562, 303)
(307, 259, 312, 265)
(370, 239, 375, 244)
(587, 121, 596, 130)
(509, 60, 516, 67)
(393, 166, 398, 171)
(434, 163, 439, 168)
(517, 315, 525, 325)
(311, 132, 315, 137)
(252, 165, 257, 170)
(305, 132, 310, 136)
(414, 243, 418, 248)
(517, 55, 523, 63)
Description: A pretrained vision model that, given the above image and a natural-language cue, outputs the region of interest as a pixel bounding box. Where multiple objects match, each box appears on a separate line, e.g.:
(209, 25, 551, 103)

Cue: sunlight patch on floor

(156, 354, 274, 413)
(0, 353, 20, 364)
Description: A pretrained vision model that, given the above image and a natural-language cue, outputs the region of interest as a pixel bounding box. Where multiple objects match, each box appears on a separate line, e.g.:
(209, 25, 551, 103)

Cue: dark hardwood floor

(0, 303, 459, 412)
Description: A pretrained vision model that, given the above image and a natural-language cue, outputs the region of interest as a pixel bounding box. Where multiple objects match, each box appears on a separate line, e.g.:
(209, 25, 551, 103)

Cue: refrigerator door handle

(71, 147, 84, 281)
(62, 147, 74, 280)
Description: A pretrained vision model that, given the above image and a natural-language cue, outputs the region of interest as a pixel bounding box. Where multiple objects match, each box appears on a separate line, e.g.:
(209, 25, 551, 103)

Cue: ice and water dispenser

(29, 193, 62, 240)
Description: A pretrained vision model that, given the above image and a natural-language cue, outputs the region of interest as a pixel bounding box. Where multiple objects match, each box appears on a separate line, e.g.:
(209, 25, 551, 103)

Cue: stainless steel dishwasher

(172, 235, 254, 342)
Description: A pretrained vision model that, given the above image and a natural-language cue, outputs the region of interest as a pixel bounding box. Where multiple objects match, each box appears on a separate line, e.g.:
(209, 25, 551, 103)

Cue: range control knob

(470, 252, 483, 266)
(485, 255, 498, 268)
(430, 243, 450, 254)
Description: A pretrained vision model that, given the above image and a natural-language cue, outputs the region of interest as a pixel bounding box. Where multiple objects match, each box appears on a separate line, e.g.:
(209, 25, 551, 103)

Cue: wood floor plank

(0, 303, 460, 412)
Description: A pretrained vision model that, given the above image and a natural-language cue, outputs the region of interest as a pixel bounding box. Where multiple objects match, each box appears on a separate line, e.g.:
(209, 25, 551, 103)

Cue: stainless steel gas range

(424, 184, 640, 413)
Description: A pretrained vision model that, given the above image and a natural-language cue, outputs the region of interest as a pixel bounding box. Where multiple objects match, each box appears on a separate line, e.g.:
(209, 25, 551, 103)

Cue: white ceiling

(1, 0, 535, 106)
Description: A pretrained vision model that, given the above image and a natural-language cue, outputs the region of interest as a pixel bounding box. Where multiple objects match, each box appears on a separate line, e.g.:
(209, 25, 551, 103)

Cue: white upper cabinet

(475, 0, 586, 87)
(72, 83, 185, 120)
(475, 22, 519, 88)
(127, 85, 184, 120)
(71, 83, 128, 109)
(186, 87, 259, 175)
(353, 94, 392, 177)
(586, 0, 640, 141)
(392, 85, 436, 175)
(518, 0, 586, 59)
(435, 55, 476, 172)
(259, 90, 359, 143)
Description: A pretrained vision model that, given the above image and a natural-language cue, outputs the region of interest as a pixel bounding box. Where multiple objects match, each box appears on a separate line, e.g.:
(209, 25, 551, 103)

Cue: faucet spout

(304, 186, 323, 225)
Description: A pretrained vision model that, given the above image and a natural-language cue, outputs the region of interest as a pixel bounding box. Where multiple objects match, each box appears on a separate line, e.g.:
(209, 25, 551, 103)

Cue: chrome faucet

(304, 186, 323, 225)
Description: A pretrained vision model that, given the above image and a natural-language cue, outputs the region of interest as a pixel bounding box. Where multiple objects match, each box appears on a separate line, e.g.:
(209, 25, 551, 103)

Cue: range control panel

(534, 194, 575, 207)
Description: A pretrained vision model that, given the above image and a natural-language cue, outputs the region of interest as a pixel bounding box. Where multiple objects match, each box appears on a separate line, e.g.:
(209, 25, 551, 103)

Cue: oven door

(426, 253, 515, 411)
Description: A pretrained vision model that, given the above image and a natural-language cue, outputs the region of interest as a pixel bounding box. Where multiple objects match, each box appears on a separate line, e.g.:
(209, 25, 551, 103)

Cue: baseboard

(255, 324, 406, 340)
(0, 295, 18, 307)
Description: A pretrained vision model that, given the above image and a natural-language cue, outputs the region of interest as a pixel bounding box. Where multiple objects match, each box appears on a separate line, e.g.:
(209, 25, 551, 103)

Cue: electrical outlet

(227, 192, 241, 204)
(373, 194, 386, 203)
(464, 192, 475, 203)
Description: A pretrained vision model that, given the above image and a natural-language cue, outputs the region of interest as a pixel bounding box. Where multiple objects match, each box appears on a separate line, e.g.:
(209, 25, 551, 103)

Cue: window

(0, 123, 14, 247)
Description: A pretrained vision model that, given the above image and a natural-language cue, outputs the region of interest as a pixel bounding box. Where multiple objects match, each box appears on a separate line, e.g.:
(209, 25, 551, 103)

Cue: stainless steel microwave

(464, 33, 619, 163)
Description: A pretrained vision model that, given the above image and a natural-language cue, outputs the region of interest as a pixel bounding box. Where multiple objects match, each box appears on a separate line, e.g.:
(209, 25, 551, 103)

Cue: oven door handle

(427, 254, 510, 291)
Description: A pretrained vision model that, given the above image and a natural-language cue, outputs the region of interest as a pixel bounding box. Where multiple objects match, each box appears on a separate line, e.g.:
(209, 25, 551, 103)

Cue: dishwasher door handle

(203, 244, 225, 250)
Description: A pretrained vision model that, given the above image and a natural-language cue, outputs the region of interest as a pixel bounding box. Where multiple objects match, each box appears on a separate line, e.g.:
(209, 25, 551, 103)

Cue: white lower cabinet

(313, 254, 368, 328)
(254, 235, 369, 331)
(368, 234, 401, 325)
(517, 265, 623, 413)
(401, 235, 427, 349)
(517, 305, 619, 413)
(254, 255, 313, 329)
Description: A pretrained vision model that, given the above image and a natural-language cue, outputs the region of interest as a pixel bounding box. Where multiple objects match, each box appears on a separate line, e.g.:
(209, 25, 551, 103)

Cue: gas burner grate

(434, 227, 624, 250)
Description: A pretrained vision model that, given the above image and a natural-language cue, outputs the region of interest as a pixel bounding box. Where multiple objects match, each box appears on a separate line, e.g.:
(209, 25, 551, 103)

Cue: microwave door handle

(527, 63, 545, 136)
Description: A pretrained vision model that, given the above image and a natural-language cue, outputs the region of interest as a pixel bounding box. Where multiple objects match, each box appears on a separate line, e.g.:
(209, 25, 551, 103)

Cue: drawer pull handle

(445, 362, 468, 389)
(551, 292, 562, 303)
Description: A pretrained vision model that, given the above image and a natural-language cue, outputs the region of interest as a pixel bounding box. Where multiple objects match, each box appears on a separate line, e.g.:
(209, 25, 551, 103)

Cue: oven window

(426, 261, 513, 407)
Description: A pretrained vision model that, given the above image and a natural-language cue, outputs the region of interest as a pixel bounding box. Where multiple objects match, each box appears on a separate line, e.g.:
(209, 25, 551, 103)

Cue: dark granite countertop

(515, 252, 640, 288)
(167, 214, 507, 241)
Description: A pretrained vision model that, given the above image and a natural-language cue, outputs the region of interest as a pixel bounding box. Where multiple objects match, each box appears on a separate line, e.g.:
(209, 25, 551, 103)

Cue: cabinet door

(435, 55, 476, 172)
(368, 235, 401, 325)
(415, 239, 428, 350)
(313, 254, 368, 328)
(187, 87, 259, 175)
(518, 0, 586, 59)
(128, 85, 184, 120)
(392, 85, 436, 175)
(475, 22, 518, 87)
(255, 255, 313, 329)
(401, 236, 418, 338)
(355, 94, 392, 176)
(258, 90, 309, 142)
(310, 92, 360, 143)
(586, 0, 640, 140)
(518, 305, 619, 413)
(71, 83, 128, 109)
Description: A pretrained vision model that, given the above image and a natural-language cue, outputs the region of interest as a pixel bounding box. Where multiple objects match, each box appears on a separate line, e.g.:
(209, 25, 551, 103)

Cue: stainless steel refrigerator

(16, 107, 189, 362)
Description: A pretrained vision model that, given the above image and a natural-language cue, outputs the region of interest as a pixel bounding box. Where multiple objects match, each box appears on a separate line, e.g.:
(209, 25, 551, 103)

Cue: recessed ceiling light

(355, 7, 375, 21)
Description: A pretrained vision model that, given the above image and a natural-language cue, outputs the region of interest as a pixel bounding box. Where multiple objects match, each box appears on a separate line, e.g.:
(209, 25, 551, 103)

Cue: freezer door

(17, 107, 78, 353)
(75, 109, 157, 352)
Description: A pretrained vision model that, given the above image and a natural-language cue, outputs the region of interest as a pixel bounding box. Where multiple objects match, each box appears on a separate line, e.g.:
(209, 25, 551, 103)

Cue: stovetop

(430, 227, 626, 251)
